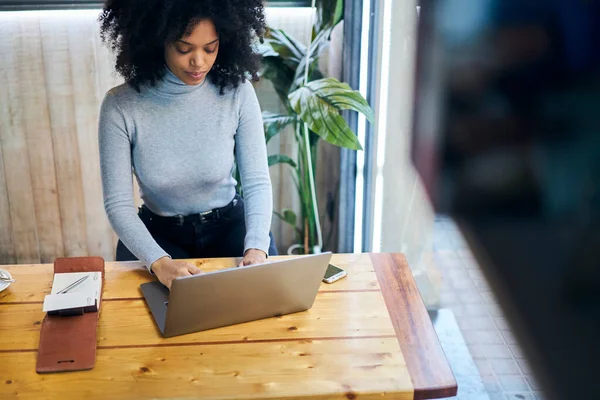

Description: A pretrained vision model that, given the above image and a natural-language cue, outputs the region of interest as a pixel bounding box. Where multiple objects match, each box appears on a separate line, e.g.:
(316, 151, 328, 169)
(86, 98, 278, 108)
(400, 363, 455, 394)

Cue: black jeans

(116, 194, 278, 261)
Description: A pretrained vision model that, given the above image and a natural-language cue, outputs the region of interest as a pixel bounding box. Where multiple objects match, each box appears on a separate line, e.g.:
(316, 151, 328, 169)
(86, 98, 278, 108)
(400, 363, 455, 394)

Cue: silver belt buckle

(199, 209, 212, 222)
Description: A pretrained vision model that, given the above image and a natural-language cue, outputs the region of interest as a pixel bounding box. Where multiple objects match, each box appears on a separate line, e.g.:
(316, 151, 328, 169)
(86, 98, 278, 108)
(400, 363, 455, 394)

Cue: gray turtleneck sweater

(98, 69, 272, 269)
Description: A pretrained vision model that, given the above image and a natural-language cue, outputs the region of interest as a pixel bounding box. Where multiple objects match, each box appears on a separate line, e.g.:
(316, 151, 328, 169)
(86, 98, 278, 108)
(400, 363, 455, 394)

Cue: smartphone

(323, 263, 347, 284)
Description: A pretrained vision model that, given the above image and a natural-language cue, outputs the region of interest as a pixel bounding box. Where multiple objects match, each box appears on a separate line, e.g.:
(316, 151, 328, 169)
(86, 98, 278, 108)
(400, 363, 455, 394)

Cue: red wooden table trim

(371, 253, 458, 399)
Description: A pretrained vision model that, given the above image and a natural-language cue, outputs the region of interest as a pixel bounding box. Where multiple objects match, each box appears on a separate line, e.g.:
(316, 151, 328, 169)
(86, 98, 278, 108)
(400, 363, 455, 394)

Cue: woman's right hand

(151, 256, 202, 289)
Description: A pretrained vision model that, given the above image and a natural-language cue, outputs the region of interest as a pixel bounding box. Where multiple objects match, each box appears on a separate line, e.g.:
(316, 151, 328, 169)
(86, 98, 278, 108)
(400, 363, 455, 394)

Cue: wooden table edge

(370, 253, 458, 399)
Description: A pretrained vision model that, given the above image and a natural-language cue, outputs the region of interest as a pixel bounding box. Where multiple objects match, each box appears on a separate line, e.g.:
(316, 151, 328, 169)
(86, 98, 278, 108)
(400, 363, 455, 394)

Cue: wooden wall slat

(68, 15, 115, 261)
(0, 17, 40, 264)
(17, 14, 64, 263)
(40, 16, 88, 257)
(91, 15, 123, 255)
(0, 141, 16, 264)
(90, 13, 121, 99)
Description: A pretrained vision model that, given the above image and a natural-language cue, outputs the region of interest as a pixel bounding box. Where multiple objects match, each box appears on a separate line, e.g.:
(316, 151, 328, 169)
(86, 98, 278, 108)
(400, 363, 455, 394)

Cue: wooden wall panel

(0, 18, 19, 265)
(16, 14, 64, 263)
(0, 17, 40, 264)
(67, 16, 115, 261)
(40, 16, 88, 257)
(0, 142, 16, 264)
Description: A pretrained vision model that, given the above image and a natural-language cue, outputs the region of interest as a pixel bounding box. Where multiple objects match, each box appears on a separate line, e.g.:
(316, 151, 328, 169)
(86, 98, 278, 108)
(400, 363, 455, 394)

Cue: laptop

(140, 252, 332, 337)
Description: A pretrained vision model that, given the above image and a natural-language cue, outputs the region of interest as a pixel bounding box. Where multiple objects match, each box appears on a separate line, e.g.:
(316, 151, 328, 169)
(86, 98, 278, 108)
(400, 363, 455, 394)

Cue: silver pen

(57, 275, 89, 294)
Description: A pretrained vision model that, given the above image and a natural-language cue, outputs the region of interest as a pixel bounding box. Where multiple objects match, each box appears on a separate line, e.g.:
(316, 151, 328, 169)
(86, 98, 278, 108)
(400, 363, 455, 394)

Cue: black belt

(140, 195, 240, 225)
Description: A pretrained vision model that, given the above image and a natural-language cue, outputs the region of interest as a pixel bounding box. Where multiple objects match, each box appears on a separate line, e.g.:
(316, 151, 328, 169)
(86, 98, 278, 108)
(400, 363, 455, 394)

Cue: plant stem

(300, 2, 322, 254)
(302, 127, 315, 251)
(296, 122, 310, 253)
(303, 123, 322, 253)
(304, 218, 309, 254)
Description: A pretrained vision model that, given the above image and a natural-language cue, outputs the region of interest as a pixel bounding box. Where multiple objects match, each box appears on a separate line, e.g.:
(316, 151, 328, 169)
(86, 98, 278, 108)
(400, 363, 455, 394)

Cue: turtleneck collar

(148, 65, 207, 97)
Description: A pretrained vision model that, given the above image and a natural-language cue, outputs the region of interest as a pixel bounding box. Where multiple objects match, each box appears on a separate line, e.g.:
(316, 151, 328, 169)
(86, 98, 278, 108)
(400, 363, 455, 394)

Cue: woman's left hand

(239, 248, 267, 266)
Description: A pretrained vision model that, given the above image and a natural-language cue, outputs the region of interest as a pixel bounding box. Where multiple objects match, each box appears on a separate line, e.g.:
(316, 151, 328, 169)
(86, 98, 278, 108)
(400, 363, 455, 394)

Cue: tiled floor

(429, 309, 490, 400)
(432, 216, 547, 400)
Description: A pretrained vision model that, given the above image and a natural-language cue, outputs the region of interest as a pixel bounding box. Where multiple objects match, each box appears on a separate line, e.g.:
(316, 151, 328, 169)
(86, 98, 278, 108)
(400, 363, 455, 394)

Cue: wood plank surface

(0, 255, 387, 355)
(0, 16, 40, 264)
(40, 15, 88, 258)
(372, 253, 457, 399)
(0, 292, 395, 351)
(0, 338, 412, 400)
(0, 253, 456, 399)
(17, 14, 65, 264)
(0, 254, 379, 303)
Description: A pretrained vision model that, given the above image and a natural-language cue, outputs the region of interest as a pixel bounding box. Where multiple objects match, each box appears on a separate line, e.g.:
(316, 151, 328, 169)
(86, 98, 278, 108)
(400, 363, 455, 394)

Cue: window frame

(0, 0, 310, 11)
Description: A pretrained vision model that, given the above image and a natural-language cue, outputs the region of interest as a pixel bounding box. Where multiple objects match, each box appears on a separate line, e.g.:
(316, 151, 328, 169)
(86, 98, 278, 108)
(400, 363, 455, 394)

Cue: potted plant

(237, 0, 374, 254)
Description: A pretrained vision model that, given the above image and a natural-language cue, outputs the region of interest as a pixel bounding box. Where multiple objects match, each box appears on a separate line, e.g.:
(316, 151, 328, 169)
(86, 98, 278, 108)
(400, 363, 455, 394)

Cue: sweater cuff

(244, 235, 270, 258)
(145, 251, 171, 274)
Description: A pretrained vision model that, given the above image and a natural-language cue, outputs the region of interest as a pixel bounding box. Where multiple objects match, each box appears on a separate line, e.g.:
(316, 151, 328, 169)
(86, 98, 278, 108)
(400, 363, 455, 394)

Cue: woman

(98, 0, 275, 289)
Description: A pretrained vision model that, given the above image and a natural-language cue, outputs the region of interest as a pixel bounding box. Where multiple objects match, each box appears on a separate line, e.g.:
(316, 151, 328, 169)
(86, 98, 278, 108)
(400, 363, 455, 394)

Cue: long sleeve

(235, 81, 273, 255)
(98, 93, 169, 270)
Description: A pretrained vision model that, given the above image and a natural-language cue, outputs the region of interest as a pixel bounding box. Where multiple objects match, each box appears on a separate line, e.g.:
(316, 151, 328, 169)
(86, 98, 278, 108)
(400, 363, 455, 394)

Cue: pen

(57, 275, 89, 294)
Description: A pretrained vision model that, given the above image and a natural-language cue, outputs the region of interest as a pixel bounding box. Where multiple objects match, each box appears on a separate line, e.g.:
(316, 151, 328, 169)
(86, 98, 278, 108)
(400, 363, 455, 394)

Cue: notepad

(43, 272, 102, 315)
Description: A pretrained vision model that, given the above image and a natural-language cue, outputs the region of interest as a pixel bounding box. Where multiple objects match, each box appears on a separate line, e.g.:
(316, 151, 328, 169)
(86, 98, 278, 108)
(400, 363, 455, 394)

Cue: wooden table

(0, 253, 457, 399)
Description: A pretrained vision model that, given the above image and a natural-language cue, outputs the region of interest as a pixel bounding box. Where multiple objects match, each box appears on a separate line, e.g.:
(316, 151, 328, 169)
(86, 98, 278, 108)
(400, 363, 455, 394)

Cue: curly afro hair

(99, 0, 267, 94)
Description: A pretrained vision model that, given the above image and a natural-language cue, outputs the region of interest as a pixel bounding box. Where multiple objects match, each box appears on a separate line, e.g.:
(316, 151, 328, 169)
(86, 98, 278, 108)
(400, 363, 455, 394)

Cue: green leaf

(274, 209, 297, 227)
(260, 56, 294, 106)
(315, 0, 345, 33)
(259, 30, 308, 106)
(333, 0, 344, 27)
(291, 28, 331, 91)
(268, 154, 297, 168)
(255, 41, 279, 58)
(266, 29, 306, 71)
(301, 78, 374, 122)
(291, 52, 324, 92)
(262, 112, 296, 143)
(311, 27, 333, 55)
(289, 78, 375, 150)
